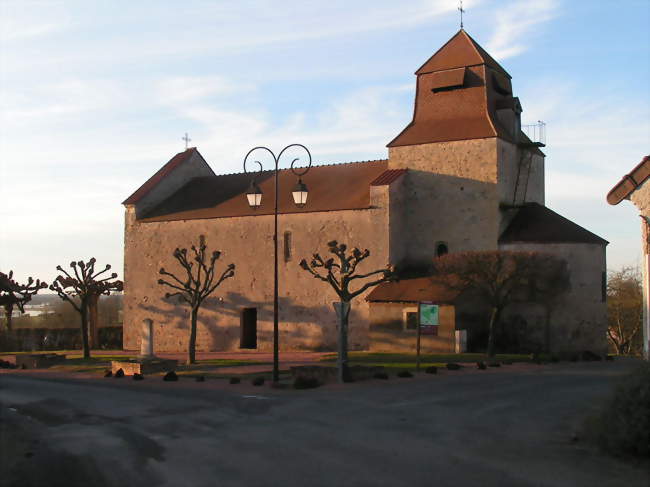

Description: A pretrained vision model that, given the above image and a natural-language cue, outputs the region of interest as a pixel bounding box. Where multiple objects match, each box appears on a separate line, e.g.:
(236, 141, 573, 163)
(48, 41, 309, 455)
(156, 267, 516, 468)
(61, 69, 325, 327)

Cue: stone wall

(123, 188, 393, 353)
(497, 139, 544, 207)
(388, 139, 500, 265)
(134, 151, 214, 219)
(500, 242, 608, 354)
(368, 302, 456, 353)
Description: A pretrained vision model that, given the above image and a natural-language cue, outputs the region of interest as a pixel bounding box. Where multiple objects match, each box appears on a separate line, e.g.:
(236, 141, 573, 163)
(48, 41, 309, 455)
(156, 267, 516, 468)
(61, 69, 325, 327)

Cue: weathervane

(182, 132, 192, 150)
(458, 0, 465, 29)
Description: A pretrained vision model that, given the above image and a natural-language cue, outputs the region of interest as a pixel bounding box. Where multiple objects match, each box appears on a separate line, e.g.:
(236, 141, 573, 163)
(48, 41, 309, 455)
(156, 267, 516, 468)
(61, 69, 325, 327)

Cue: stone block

(111, 358, 178, 376)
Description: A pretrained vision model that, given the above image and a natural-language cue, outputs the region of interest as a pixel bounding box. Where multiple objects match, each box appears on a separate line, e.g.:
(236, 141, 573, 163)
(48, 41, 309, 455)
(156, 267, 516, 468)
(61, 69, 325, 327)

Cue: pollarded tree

(299, 240, 394, 383)
(158, 235, 235, 364)
(50, 259, 123, 359)
(0, 271, 48, 331)
(433, 250, 570, 357)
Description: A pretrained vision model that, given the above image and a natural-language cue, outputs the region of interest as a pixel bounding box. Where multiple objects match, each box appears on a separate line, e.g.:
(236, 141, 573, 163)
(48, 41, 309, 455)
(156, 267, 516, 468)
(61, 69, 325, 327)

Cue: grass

(2, 349, 272, 376)
(319, 352, 532, 371)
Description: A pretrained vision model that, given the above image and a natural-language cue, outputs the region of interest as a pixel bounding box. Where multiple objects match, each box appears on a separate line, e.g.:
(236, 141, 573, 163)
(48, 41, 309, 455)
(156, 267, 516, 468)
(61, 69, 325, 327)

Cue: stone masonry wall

(500, 242, 608, 354)
(123, 190, 391, 353)
(388, 138, 500, 265)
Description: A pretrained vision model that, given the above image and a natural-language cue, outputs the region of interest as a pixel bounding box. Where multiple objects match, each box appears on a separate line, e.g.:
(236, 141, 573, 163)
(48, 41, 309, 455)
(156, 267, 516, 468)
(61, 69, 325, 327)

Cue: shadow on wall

(394, 170, 498, 268)
(137, 292, 366, 352)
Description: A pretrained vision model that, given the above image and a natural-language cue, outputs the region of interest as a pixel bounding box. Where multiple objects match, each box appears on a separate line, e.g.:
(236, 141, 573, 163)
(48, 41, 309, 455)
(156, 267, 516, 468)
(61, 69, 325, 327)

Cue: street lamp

(243, 144, 312, 383)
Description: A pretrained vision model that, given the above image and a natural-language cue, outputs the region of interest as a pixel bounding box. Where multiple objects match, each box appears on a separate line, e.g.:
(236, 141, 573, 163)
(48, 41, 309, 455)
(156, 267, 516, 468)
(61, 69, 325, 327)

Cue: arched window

(436, 242, 448, 257)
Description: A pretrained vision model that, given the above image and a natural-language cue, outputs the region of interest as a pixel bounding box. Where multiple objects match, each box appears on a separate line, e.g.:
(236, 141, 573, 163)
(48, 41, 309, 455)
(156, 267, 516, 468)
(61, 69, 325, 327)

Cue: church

(122, 30, 608, 355)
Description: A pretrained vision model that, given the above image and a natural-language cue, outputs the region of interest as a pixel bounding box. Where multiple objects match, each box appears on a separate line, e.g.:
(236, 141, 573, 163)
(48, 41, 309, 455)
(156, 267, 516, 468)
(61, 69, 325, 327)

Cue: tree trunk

(333, 301, 351, 383)
(188, 306, 199, 365)
(87, 294, 100, 349)
(486, 307, 500, 358)
(80, 301, 91, 359)
(3, 303, 13, 332)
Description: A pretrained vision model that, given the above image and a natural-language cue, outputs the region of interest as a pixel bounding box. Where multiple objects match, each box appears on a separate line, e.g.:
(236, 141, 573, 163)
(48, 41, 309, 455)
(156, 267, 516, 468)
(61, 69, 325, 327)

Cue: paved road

(0, 360, 647, 487)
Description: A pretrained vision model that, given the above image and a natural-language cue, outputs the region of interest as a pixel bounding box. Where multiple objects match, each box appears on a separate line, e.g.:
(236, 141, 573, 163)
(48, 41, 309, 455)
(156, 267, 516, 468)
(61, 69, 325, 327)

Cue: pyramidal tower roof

(415, 29, 510, 78)
(387, 29, 518, 148)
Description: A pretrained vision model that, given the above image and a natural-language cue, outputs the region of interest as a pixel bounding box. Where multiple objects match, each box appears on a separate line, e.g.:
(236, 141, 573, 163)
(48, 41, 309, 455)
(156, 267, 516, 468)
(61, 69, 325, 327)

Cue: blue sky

(1, 0, 649, 284)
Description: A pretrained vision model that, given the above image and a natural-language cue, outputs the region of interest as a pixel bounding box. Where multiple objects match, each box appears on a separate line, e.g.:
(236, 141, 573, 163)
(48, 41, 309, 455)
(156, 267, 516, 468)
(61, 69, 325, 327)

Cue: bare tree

(0, 271, 48, 331)
(433, 251, 570, 357)
(299, 240, 394, 383)
(607, 267, 643, 355)
(50, 259, 123, 359)
(158, 235, 235, 364)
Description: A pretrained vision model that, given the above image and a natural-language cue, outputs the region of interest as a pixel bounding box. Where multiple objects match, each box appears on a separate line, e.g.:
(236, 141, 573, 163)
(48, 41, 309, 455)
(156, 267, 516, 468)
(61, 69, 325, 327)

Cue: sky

(1, 0, 649, 285)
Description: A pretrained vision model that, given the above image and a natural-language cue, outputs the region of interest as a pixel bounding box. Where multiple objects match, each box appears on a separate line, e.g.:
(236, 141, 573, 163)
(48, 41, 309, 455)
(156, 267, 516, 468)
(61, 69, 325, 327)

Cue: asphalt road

(0, 360, 648, 487)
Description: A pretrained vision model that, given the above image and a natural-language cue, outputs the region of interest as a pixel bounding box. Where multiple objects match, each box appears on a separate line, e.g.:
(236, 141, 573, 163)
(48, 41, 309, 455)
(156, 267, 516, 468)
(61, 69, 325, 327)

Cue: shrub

(114, 368, 124, 378)
(595, 363, 650, 458)
(252, 376, 265, 386)
(373, 371, 389, 380)
(229, 377, 241, 384)
(397, 370, 413, 378)
(446, 363, 462, 370)
(163, 371, 178, 382)
(425, 366, 438, 374)
(476, 361, 487, 370)
(103, 369, 113, 378)
(293, 376, 321, 389)
(488, 361, 501, 367)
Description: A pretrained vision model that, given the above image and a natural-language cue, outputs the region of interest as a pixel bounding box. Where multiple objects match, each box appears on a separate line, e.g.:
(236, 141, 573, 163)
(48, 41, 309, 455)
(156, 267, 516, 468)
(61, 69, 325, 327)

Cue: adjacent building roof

(140, 159, 390, 222)
(499, 203, 608, 245)
(366, 276, 459, 304)
(122, 148, 212, 205)
(370, 169, 407, 186)
(607, 155, 650, 205)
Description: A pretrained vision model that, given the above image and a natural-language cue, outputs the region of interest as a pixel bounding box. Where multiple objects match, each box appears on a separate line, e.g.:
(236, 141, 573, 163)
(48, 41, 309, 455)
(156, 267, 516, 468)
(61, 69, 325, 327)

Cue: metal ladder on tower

(512, 149, 533, 206)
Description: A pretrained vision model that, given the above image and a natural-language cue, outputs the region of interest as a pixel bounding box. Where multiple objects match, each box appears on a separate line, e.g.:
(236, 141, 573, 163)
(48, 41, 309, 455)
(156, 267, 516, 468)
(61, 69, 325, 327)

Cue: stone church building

(122, 30, 608, 355)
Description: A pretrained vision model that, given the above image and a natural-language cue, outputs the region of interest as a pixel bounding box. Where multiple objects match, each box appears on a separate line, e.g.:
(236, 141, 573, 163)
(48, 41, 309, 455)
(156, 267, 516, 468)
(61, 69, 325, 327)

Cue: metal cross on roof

(458, 0, 465, 29)
(182, 132, 192, 149)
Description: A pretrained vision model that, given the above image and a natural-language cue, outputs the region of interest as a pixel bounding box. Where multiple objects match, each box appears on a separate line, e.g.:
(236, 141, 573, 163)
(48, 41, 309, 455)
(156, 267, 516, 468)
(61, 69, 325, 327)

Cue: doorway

(240, 308, 257, 349)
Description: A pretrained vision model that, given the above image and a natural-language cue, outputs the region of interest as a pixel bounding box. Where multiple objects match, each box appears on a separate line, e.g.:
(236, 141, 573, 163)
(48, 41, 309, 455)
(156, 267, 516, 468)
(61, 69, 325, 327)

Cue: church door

(240, 308, 257, 349)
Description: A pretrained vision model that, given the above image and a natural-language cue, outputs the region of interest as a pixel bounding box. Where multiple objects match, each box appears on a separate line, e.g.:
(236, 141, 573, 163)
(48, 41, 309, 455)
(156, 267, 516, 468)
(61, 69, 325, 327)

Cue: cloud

(486, 0, 559, 59)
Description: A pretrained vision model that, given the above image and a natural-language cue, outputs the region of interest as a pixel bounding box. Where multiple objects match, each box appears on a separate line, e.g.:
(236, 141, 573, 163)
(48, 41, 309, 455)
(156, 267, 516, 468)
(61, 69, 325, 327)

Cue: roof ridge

(210, 158, 388, 177)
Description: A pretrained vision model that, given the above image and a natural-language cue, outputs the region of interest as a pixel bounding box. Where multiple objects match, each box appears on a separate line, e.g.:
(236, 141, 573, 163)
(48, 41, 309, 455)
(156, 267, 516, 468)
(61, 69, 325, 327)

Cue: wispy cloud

(486, 0, 559, 59)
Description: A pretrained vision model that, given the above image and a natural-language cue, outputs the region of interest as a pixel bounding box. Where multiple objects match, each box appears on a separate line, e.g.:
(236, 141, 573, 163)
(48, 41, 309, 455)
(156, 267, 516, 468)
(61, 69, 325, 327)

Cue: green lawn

(319, 352, 532, 371)
(1, 350, 271, 376)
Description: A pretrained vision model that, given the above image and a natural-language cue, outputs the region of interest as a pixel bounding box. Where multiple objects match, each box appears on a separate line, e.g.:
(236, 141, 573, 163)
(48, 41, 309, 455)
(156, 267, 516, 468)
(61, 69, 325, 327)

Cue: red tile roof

(388, 30, 517, 148)
(370, 169, 407, 186)
(607, 155, 650, 205)
(122, 147, 207, 205)
(415, 30, 510, 77)
(141, 159, 389, 222)
(499, 203, 608, 245)
(366, 276, 459, 304)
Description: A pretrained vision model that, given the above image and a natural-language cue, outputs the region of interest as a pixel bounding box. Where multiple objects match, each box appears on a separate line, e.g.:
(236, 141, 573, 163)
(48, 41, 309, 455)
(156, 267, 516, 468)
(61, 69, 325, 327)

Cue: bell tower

(387, 30, 545, 265)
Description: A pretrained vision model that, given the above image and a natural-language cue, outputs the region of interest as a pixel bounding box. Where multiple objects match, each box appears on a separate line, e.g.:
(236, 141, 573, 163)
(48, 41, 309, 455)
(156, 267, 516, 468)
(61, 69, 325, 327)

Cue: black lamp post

(243, 144, 312, 383)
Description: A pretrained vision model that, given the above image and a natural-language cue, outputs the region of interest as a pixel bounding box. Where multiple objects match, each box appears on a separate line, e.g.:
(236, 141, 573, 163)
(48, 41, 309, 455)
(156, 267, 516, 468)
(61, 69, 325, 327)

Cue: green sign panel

(419, 303, 439, 327)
